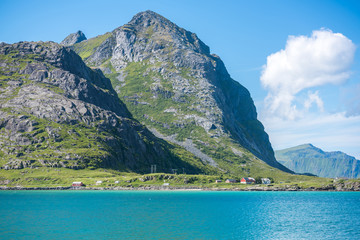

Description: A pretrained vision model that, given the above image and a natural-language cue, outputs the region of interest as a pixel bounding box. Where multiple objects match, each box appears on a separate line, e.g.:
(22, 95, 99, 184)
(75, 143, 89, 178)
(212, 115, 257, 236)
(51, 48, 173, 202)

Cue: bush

(255, 176, 262, 184)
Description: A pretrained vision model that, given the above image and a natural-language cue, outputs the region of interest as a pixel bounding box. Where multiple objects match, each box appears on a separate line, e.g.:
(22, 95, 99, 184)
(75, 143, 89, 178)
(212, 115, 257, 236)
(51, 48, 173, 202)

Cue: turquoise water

(1, 191, 360, 239)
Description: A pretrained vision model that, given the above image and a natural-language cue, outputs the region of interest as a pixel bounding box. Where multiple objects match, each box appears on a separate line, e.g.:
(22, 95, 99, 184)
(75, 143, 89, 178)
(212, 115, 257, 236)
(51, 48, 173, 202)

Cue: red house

(241, 177, 255, 184)
(72, 182, 84, 187)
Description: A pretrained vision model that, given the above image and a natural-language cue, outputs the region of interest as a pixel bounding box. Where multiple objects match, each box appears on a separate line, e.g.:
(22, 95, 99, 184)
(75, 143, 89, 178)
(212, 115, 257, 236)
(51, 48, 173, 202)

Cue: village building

(261, 178, 271, 185)
(215, 180, 222, 183)
(72, 182, 84, 187)
(96, 181, 103, 185)
(225, 179, 236, 183)
(241, 177, 256, 184)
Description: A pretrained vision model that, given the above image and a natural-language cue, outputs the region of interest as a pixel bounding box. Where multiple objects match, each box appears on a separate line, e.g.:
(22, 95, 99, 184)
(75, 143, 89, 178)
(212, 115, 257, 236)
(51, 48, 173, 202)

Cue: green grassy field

(0, 167, 336, 189)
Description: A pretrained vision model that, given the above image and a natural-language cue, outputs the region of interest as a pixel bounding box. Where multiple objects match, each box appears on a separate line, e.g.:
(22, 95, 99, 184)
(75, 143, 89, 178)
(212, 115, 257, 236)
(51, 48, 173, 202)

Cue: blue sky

(1, 0, 360, 158)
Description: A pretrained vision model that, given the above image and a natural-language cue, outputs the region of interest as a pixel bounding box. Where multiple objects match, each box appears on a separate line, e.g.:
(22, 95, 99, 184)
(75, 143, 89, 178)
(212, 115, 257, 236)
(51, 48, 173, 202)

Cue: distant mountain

(69, 10, 292, 175)
(275, 144, 360, 178)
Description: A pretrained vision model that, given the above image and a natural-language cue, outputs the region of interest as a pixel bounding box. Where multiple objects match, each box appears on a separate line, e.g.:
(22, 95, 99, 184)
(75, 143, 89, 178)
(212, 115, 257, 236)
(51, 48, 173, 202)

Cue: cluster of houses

(72, 180, 119, 187)
(215, 177, 271, 185)
(72, 177, 272, 187)
(72, 180, 124, 187)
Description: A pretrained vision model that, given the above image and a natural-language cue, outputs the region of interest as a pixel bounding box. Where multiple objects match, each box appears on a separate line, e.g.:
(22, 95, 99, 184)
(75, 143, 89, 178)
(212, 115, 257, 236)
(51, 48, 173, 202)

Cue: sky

(1, 0, 360, 158)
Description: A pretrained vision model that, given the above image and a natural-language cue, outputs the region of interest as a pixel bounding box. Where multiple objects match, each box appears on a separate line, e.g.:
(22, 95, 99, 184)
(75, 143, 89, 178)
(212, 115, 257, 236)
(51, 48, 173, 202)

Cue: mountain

(275, 144, 360, 178)
(0, 41, 211, 174)
(61, 31, 87, 46)
(70, 10, 292, 175)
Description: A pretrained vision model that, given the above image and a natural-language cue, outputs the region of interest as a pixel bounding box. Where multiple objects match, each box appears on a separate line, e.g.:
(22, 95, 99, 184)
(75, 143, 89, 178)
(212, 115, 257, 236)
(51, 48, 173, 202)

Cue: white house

(261, 178, 271, 185)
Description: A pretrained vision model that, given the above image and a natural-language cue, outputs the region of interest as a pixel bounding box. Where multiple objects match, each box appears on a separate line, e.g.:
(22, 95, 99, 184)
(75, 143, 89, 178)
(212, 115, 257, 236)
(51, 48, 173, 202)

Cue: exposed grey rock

(0, 41, 203, 174)
(87, 34, 116, 65)
(60, 31, 87, 46)
(150, 128, 218, 168)
(72, 10, 291, 173)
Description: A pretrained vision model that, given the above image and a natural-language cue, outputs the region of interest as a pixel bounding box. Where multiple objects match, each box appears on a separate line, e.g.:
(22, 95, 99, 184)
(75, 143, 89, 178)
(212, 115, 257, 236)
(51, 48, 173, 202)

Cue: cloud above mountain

(260, 29, 356, 120)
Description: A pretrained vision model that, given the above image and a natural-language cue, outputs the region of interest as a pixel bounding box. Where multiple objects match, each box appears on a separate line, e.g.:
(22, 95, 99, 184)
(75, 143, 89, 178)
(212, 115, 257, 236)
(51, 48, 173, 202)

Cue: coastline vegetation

(0, 167, 342, 190)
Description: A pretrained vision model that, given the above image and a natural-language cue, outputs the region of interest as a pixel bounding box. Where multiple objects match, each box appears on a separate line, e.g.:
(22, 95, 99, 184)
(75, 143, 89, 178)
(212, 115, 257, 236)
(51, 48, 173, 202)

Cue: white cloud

(260, 29, 356, 120)
(304, 91, 324, 112)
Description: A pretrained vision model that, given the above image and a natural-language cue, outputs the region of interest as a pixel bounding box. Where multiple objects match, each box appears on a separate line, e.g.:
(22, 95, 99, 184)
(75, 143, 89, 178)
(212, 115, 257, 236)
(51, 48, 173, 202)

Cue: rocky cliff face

(0, 41, 207, 173)
(276, 144, 360, 178)
(71, 10, 291, 174)
(60, 31, 87, 46)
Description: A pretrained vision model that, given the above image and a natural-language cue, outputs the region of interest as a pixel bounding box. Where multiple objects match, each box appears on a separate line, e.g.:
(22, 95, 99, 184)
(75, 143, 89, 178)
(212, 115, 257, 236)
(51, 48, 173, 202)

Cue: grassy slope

(106, 60, 304, 180)
(72, 32, 112, 60)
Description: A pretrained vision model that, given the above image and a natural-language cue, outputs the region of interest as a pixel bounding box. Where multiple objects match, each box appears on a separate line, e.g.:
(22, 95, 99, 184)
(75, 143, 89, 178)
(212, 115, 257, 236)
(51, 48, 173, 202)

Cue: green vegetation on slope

(0, 42, 218, 175)
(103, 60, 310, 179)
(276, 144, 360, 178)
(72, 32, 112, 60)
(108, 61, 206, 141)
(0, 48, 113, 170)
(65, 18, 327, 185)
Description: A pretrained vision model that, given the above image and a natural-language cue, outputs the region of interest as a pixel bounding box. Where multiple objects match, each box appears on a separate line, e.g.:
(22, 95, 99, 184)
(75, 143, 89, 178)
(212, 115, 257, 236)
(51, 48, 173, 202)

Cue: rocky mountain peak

(129, 10, 169, 27)
(116, 10, 210, 57)
(71, 10, 292, 175)
(60, 30, 87, 46)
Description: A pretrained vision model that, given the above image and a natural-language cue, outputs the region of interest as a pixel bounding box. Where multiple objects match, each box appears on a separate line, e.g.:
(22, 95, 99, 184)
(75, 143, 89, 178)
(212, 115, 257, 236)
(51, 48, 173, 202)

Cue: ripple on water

(0, 191, 359, 240)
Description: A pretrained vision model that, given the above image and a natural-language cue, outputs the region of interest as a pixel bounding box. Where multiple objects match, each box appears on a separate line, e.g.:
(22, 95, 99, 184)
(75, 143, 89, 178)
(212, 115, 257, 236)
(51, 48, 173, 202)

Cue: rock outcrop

(60, 31, 87, 46)
(0, 41, 206, 173)
(71, 10, 291, 174)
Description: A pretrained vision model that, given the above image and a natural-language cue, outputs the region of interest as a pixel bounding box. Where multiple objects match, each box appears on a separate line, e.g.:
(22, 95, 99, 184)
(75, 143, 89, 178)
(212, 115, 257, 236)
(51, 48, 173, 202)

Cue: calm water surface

(1, 191, 360, 239)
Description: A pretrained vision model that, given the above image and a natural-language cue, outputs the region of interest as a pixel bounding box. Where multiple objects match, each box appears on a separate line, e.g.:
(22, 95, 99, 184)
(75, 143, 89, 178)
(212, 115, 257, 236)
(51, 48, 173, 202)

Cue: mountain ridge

(276, 144, 360, 178)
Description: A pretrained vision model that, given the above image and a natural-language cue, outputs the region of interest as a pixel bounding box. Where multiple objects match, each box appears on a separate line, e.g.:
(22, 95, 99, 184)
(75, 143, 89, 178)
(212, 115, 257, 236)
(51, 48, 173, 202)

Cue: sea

(1, 191, 360, 240)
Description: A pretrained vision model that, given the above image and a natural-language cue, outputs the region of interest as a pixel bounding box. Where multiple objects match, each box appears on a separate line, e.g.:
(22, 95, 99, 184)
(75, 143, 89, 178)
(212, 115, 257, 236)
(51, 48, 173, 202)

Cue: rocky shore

(1, 182, 359, 191)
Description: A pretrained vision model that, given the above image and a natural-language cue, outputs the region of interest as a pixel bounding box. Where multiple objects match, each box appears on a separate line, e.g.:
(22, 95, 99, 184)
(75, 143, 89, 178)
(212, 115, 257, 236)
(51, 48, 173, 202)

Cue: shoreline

(1, 185, 359, 192)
